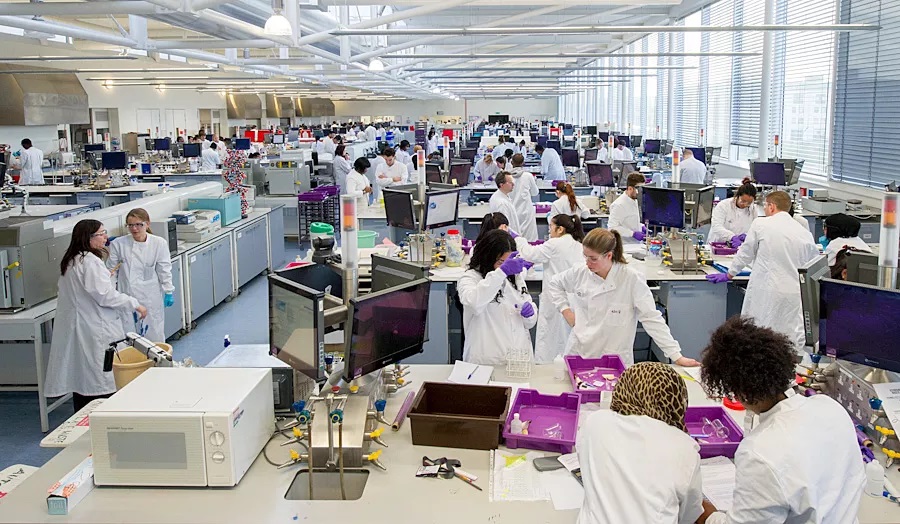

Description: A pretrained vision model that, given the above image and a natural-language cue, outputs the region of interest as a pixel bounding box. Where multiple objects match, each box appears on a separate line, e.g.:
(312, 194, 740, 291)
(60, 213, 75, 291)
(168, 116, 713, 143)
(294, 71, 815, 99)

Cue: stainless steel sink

(284, 469, 370, 501)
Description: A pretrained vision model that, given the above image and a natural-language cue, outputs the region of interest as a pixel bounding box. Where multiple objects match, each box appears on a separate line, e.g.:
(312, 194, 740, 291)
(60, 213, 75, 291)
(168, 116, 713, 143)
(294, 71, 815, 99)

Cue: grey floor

(0, 239, 303, 471)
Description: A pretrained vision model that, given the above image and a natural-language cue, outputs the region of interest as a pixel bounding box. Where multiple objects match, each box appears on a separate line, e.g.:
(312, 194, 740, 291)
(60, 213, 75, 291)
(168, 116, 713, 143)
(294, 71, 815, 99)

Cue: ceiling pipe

(333, 23, 881, 36)
(0, 1, 169, 16)
(384, 52, 761, 59)
(150, 39, 279, 49)
(0, 15, 138, 47)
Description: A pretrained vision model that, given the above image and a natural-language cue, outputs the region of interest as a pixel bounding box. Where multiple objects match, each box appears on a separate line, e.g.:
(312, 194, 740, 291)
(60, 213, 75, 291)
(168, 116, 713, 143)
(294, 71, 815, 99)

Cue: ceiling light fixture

(368, 58, 385, 72)
(265, 0, 293, 37)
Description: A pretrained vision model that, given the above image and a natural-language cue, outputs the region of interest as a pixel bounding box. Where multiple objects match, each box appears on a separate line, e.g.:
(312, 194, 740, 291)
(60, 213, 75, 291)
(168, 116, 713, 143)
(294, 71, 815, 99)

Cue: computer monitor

(424, 189, 460, 229)
(586, 161, 615, 187)
(585, 125, 598, 135)
(798, 254, 829, 349)
(383, 188, 417, 230)
(686, 147, 707, 166)
(371, 254, 430, 293)
(642, 186, 685, 229)
(182, 143, 201, 158)
(662, 141, 674, 156)
(751, 161, 786, 185)
(819, 278, 900, 372)
(616, 135, 631, 148)
(425, 163, 443, 184)
(643, 139, 662, 155)
(845, 250, 879, 286)
(268, 273, 327, 381)
(377, 141, 389, 154)
(693, 186, 715, 228)
(547, 139, 561, 154)
(101, 151, 128, 170)
(561, 149, 579, 168)
(313, 129, 324, 139)
(83, 143, 104, 154)
(458, 148, 477, 163)
(275, 263, 343, 300)
(343, 279, 431, 381)
(288, 129, 299, 142)
(563, 128, 574, 137)
(235, 138, 251, 151)
(630, 135, 643, 148)
(598, 132, 610, 143)
(448, 162, 471, 187)
(537, 136, 548, 148)
(584, 148, 599, 162)
(153, 138, 171, 151)
(466, 140, 480, 149)
(272, 134, 285, 145)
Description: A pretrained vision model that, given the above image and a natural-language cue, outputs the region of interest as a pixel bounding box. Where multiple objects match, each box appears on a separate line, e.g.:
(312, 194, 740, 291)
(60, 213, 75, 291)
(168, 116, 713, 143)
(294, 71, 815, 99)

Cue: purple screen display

(820, 280, 900, 372)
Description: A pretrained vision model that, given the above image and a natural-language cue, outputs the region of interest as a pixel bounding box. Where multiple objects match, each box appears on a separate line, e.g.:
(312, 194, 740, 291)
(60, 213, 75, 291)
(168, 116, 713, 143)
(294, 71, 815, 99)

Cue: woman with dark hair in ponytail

(474, 211, 510, 245)
(549, 181, 591, 220)
(548, 228, 699, 368)
(709, 177, 759, 245)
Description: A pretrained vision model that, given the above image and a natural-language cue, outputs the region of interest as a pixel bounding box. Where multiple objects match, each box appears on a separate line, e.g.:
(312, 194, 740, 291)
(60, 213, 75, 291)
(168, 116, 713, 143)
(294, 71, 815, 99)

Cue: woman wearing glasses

(45, 219, 148, 411)
(108, 208, 174, 345)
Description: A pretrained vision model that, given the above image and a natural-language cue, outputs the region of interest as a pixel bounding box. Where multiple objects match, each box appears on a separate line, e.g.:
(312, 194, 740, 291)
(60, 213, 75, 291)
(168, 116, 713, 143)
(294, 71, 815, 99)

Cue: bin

(112, 343, 173, 390)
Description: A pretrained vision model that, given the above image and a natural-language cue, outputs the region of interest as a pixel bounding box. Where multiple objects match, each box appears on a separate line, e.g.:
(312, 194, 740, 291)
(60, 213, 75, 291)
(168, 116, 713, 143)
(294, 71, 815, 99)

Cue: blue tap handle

(374, 399, 387, 413)
(292, 400, 306, 413)
(870, 398, 883, 410)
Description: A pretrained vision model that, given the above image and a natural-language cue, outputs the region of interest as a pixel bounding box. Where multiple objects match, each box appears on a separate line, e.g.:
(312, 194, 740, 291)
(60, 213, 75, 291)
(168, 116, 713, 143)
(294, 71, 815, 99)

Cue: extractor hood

(226, 93, 263, 119)
(0, 64, 89, 126)
(294, 98, 335, 118)
(265, 94, 294, 118)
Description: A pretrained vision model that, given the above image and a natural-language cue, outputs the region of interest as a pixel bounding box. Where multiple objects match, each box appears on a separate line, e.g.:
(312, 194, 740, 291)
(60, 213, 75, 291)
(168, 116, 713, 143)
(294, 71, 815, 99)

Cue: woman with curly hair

(697, 316, 865, 524)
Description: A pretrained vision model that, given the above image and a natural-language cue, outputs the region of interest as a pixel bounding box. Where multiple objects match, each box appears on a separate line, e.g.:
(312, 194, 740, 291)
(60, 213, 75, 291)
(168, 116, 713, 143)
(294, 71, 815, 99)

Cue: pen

(467, 365, 479, 380)
(455, 472, 483, 491)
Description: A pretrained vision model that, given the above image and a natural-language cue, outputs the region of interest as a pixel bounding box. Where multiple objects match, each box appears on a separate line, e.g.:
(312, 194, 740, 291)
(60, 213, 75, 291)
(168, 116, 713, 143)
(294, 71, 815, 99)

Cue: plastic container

(445, 229, 464, 267)
(684, 406, 744, 458)
(112, 343, 173, 390)
(565, 354, 627, 403)
(310, 222, 334, 242)
(534, 203, 552, 214)
(710, 242, 738, 256)
(503, 389, 581, 454)
(408, 382, 511, 450)
(357, 230, 377, 248)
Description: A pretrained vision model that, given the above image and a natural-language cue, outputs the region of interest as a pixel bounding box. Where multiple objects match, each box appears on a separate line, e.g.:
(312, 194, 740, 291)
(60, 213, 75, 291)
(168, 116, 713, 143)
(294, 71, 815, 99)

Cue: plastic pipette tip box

(565, 355, 626, 404)
(503, 389, 580, 454)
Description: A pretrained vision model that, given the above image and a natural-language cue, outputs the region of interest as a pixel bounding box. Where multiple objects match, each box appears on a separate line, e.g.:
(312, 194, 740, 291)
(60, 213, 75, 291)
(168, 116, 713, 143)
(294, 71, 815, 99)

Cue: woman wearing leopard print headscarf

(576, 362, 703, 524)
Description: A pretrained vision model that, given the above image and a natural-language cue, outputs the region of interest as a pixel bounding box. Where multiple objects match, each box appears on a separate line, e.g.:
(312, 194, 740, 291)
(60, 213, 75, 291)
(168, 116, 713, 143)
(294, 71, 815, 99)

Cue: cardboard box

(47, 455, 94, 515)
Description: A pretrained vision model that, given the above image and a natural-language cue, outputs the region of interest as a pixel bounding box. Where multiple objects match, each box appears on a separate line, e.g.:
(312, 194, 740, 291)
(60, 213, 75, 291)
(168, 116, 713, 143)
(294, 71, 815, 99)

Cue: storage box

(46, 455, 95, 515)
(709, 242, 738, 256)
(408, 382, 510, 450)
(503, 389, 580, 454)
(802, 196, 846, 215)
(565, 355, 627, 404)
(187, 193, 242, 225)
(684, 406, 744, 458)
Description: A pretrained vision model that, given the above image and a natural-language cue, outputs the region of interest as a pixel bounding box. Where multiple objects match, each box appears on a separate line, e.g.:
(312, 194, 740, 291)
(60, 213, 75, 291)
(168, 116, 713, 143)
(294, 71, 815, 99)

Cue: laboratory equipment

(750, 161, 787, 186)
(187, 193, 242, 225)
(273, 134, 285, 145)
(101, 151, 128, 170)
(641, 186, 685, 229)
(90, 368, 275, 487)
(630, 135, 643, 148)
(0, 218, 70, 312)
(182, 143, 201, 158)
(383, 188, 417, 231)
(584, 125, 598, 135)
(879, 192, 899, 289)
(458, 148, 477, 163)
(684, 406, 743, 458)
(685, 186, 715, 228)
(798, 254, 829, 349)
(391, 390, 416, 431)
(423, 188, 460, 230)
(266, 164, 310, 196)
(561, 149, 579, 168)
(150, 218, 178, 256)
(370, 254, 430, 293)
(448, 162, 471, 187)
(152, 138, 171, 151)
(547, 139, 561, 154)
(235, 138, 251, 151)
(445, 228, 464, 267)
(801, 196, 846, 215)
(586, 161, 614, 187)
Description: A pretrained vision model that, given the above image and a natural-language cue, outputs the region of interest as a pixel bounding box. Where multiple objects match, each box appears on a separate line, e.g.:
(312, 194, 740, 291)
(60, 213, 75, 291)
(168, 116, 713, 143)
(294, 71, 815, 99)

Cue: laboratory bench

(6, 204, 94, 221)
(2, 182, 184, 208)
(0, 364, 895, 524)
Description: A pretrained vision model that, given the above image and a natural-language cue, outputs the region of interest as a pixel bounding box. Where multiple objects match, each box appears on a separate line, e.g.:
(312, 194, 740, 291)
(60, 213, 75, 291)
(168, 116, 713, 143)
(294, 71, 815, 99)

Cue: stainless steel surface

(878, 266, 898, 290)
(284, 469, 369, 500)
(296, 98, 335, 118)
(265, 94, 295, 119)
(308, 396, 373, 468)
(0, 64, 88, 126)
(0, 217, 69, 312)
(226, 93, 263, 119)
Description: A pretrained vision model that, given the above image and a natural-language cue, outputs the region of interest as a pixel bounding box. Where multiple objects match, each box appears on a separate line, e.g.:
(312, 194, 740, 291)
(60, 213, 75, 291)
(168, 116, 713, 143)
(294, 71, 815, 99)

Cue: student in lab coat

(535, 144, 565, 181)
(108, 208, 174, 345)
(678, 148, 707, 184)
(45, 219, 148, 412)
(515, 140, 528, 156)
(200, 142, 220, 171)
(474, 153, 501, 183)
(548, 228, 699, 367)
(705, 191, 819, 352)
(426, 129, 439, 156)
(507, 153, 539, 241)
(511, 214, 584, 363)
(610, 140, 634, 161)
(607, 173, 646, 243)
(474, 212, 509, 245)
(457, 230, 537, 365)
(708, 178, 759, 244)
(396, 140, 413, 172)
(374, 147, 409, 193)
(333, 145, 352, 189)
(364, 124, 377, 142)
(789, 203, 812, 235)
(578, 362, 703, 524)
(549, 181, 591, 220)
(492, 138, 515, 160)
(821, 212, 873, 266)
(344, 157, 372, 208)
(596, 143, 610, 163)
(322, 131, 337, 156)
(489, 172, 523, 234)
(697, 316, 865, 524)
(16, 138, 45, 185)
(212, 134, 227, 153)
(495, 155, 508, 172)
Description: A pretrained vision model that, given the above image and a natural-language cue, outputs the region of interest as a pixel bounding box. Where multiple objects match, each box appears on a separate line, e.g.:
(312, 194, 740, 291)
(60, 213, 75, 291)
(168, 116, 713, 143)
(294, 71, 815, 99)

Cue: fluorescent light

(264, 11, 293, 37)
(368, 58, 385, 72)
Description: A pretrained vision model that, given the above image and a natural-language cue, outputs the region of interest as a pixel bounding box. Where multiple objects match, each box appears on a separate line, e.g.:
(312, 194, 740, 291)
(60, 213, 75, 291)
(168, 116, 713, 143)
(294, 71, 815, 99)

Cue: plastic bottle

(866, 460, 885, 497)
(510, 413, 524, 435)
(446, 229, 464, 267)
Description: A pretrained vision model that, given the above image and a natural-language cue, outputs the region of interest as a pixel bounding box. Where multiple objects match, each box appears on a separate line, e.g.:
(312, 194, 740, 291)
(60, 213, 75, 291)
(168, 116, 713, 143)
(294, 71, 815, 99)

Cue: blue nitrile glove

(633, 230, 646, 241)
(499, 252, 528, 276)
(519, 302, 535, 318)
(705, 273, 730, 284)
(730, 234, 744, 249)
(818, 235, 829, 249)
(164, 292, 175, 307)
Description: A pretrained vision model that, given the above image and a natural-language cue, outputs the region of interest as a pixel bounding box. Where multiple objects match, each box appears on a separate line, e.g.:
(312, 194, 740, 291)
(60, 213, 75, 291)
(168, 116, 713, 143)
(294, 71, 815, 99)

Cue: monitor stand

(863, 367, 892, 385)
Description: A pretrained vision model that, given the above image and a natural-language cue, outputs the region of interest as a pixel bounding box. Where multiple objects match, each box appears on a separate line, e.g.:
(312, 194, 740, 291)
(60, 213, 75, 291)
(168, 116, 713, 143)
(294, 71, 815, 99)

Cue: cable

(262, 422, 310, 468)
(339, 422, 346, 500)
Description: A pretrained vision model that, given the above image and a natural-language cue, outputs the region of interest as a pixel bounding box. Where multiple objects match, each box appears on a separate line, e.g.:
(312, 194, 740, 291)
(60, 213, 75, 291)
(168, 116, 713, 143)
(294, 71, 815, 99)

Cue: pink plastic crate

(565, 355, 626, 404)
(503, 389, 581, 454)
(710, 242, 738, 256)
(684, 406, 744, 458)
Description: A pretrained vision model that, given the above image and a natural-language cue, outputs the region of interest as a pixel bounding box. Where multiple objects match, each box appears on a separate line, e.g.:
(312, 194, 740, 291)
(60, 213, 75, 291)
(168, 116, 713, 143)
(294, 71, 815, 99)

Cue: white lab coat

(344, 170, 371, 208)
(374, 161, 409, 193)
(611, 147, 634, 161)
(794, 213, 812, 235)
(334, 155, 352, 189)
(201, 148, 220, 171)
(706, 394, 865, 524)
(679, 156, 706, 184)
(515, 145, 528, 156)
(548, 195, 591, 220)
(201, 139, 211, 150)
(426, 136, 439, 155)
(540, 148, 566, 181)
(492, 143, 514, 160)
(474, 158, 500, 182)
(458, 268, 537, 365)
(396, 149, 413, 172)
(509, 168, 539, 241)
(18, 147, 45, 185)
(608, 193, 642, 242)
(548, 263, 684, 366)
(708, 199, 759, 243)
(596, 147, 610, 163)
(45, 253, 140, 397)
(728, 212, 819, 351)
(215, 140, 227, 153)
(489, 190, 522, 233)
(364, 126, 377, 142)
(577, 411, 704, 524)
(108, 234, 174, 344)
(823, 235, 871, 266)
(323, 139, 337, 156)
(514, 234, 583, 363)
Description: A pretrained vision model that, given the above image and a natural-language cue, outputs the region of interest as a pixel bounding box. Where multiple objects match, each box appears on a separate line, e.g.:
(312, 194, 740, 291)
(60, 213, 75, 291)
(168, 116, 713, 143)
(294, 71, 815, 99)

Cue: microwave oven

(90, 368, 275, 487)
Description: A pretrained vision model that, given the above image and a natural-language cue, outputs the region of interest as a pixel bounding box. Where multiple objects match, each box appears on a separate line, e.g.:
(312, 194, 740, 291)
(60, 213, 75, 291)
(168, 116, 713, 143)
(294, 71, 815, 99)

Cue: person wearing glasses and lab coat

(489, 171, 523, 235)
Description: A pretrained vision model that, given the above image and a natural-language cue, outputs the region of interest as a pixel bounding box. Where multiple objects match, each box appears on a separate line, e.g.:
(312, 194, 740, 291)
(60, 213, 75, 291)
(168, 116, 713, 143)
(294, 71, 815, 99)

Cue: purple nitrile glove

(519, 302, 535, 318)
(706, 273, 730, 284)
(730, 234, 744, 249)
(506, 228, 519, 239)
(499, 252, 528, 276)
(633, 230, 646, 242)
(523, 260, 534, 270)
(528, 239, 545, 246)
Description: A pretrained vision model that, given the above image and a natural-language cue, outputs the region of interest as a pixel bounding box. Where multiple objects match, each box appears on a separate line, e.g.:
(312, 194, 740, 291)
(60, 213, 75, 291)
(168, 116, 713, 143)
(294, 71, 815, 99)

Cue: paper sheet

(541, 468, 585, 511)
(489, 450, 549, 502)
(624, 244, 647, 255)
(683, 366, 703, 383)
(447, 361, 494, 385)
(872, 382, 900, 429)
(700, 456, 736, 512)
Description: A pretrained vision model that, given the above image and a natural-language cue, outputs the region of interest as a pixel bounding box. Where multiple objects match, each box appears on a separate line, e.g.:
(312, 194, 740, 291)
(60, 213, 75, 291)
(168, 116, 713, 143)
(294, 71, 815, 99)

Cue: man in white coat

(608, 173, 646, 243)
(489, 172, 522, 233)
(705, 191, 819, 352)
(364, 124, 377, 142)
(374, 147, 409, 196)
(678, 148, 707, 184)
(535, 144, 566, 182)
(201, 142, 220, 171)
(507, 153, 539, 241)
(610, 140, 634, 161)
(17, 138, 45, 185)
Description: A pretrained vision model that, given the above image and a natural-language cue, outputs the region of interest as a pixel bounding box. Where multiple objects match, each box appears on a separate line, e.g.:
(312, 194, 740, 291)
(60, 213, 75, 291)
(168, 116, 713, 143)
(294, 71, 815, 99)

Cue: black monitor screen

(448, 162, 470, 187)
(153, 138, 171, 151)
(695, 186, 715, 227)
(561, 149, 579, 168)
(598, 132, 610, 143)
(101, 151, 128, 170)
(269, 275, 325, 380)
(585, 125, 598, 135)
(586, 161, 614, 187)
(182, 143, 201, 158)
(425, 163, 442, 184)
(820, 279, 900, 373)
(458, 148, 477, 163)
(547, 140, 561, 153)
(686, 147, 706, 165)
(644, 139, 662, 154)
(235, 138, 251, 150)
(751, 162, 786, 185)
(424, 189, 460, 229)
(343, 279, 431, 380)
(630, 135, 643, 148)
(642, 186, 685, 229)
(584, 148, 599, 162)
(383, 189, 417, 230)
(84, 143, 105, 153)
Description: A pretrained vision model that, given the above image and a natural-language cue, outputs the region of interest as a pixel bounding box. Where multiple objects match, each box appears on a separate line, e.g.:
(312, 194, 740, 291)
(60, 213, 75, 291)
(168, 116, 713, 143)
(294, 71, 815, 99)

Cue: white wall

(0, 125, 59, 154)
(332, 98, 557, 123)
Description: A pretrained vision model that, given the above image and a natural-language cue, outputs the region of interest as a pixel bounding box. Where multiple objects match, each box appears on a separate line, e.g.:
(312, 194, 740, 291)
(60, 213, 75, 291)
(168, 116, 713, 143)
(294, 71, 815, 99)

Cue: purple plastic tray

(312, 185, 340, 196)
(298, 192, 327, 202)
(534, 203, 552, 214)
(684, 406, 744, 458)
(565, 355, 626, 403)
(710, 242, 738, 256)
(503, 389, 580, 454)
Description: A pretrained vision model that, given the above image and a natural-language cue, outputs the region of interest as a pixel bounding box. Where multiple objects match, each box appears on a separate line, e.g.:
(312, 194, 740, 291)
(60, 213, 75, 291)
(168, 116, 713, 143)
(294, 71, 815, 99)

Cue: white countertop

(14, 182, 183, 194)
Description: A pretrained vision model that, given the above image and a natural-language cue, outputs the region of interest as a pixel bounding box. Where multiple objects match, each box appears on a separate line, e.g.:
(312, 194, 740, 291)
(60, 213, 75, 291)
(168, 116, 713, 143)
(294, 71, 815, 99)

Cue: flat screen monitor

(371, 254, 430, 292)
(425, 163, 443, 184)
(101, 151, 128, 170)
(561, 149, 579, 168)
(563, 128, 574, 137)
(845, 250, 879, 286)
(547, 139, 561, 154)
(448, 162, 471, 187)
(153, 138, 171, 151)
(630, 135, 643, 148)
(537, 136, 548, 148)
(182, 143, 201, 158)
(377, 141, 389, 154)
(383, 188, 417, 230)
(642, 186, 685, 229)
(598, 132, 610, 143)
(268, 273, 326, 381)
(819, 278, 900, 372)
(343, 279, 431, 381)
(686, 147, 706, 165)
(288, 130, 299, 142)
(313, 129, 324, 139)
(586, 161, 615, 187)
(584, 148, 599, 162)
(615, 135, 631, 148)
(275, 263, 343, 300)
(751, 161, 786, 185)
(798, 254, 829, 349)
(694, 186, 715, 228)
(458, 148, 477, 163)
(643, 139, 662, 154)
(585, 125, 598, 135)
(235, 138, 251, 151)
(424, 188, 460, 229)
(83, 143, 104, 153)
(272, 134, 285, 145)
